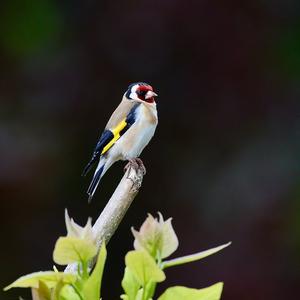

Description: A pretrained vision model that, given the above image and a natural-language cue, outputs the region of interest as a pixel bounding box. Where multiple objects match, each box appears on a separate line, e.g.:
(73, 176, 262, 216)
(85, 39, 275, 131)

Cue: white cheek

(132, 85, 139, 93)
(130, 92, 139, 101)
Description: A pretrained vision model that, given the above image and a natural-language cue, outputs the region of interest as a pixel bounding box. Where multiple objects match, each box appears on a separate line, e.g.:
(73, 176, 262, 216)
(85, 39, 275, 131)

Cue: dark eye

(137, 89, 147, 97)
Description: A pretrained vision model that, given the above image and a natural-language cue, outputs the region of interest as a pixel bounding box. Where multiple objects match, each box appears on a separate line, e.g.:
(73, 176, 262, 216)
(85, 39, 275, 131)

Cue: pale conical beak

(145, 91, 158, 99)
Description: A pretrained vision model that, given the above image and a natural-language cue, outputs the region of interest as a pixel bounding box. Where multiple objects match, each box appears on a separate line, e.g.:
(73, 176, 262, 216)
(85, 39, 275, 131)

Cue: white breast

(109, 103, 158, 160)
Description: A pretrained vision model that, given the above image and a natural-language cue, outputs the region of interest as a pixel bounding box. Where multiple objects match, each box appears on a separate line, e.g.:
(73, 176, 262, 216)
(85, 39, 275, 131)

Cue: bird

(82, 82, 158, 201)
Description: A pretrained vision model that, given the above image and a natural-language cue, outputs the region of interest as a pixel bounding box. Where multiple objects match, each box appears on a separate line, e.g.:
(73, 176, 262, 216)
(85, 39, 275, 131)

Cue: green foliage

(4, 211, 105, 300)
(4, 271, 76, 290)
(53, 237, 97, 265)
(161, 242, 231, 269)
(157, 283, 224, 300)
(121, 213, 229, 300)
(131, 213, 178, 259)
(31, 280, 52, 300)
(121, 268, 140, 300)
(82, 243, 107, 300)
(125, 250, 166, 285)
(4, 212, 230, 300)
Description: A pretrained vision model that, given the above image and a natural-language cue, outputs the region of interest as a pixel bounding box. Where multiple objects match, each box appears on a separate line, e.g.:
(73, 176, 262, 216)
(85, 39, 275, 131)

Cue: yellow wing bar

(101, 119, 127, 155)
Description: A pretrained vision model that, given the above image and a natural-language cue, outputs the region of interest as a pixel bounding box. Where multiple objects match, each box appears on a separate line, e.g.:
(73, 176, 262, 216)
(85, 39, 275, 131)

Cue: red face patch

(137, 85, 153, 92)
(136, 85, 155, 103)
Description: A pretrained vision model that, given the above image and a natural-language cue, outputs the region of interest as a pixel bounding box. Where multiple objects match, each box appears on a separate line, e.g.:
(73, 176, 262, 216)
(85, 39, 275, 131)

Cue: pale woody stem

(64, 166, 144, 273)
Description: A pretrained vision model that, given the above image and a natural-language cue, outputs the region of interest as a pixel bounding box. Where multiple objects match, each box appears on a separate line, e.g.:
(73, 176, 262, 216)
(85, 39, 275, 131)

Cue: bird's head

(125, 82, 158, 104)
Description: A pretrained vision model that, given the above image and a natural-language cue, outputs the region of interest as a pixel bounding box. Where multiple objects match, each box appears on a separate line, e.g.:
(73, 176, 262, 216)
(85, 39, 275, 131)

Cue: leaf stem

(161, 242, 231, 269)
(71, 284, 84, 300)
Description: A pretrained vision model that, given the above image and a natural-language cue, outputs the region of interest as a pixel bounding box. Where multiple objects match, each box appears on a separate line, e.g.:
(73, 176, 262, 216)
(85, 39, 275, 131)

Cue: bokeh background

(1, 0, 300, 299)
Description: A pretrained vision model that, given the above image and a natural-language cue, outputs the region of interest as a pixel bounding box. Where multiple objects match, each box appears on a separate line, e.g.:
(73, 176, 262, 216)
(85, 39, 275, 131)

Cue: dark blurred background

(1, 0, 300, 299)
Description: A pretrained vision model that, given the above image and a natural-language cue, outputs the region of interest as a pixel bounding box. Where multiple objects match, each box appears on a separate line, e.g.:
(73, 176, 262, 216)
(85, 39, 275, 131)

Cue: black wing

(82, 103, 140, 176)
(82, 130, 113, 176)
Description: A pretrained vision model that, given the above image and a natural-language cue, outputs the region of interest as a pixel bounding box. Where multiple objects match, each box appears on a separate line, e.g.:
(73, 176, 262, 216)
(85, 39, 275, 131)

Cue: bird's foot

(135, 158, 146, 175)
(124, 159, 139, 173)
(124, 158, 146, 175)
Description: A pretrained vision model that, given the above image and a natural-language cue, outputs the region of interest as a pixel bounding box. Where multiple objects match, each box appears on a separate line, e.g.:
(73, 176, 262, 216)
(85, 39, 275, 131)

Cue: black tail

(87, 165, 104, 202)
(82, 153, 98, 176)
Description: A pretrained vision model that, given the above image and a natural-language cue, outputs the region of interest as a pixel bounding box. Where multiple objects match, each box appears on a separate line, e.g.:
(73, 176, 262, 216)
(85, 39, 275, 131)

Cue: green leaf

(161, 242, 231, 269)
(159, 215, 179, 259)
(143, 281, 157, 300)
(65, 210, 95, 243)
(59, 285, 81, 300)
(121, 267, 140, 300)
(158, 283, 224, 300)
(4, 271, 76, 291)
(82, 243, 107, 300)
(134, 289, 144, 300)
(51, 279, 65, 300)
(144, 281, 157, 300)
(53, 237, 97, 265)
(125, 250, 165, 286)
(132, 213, 178, 259)
(31, 281, 51, 300)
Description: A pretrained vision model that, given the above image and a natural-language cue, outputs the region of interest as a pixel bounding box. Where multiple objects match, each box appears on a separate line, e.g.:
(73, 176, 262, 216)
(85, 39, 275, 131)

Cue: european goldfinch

(82, 82, 158, 201)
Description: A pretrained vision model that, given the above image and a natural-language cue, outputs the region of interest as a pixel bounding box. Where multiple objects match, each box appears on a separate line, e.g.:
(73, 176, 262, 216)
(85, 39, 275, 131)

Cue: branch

(64, 166, 144, 273)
